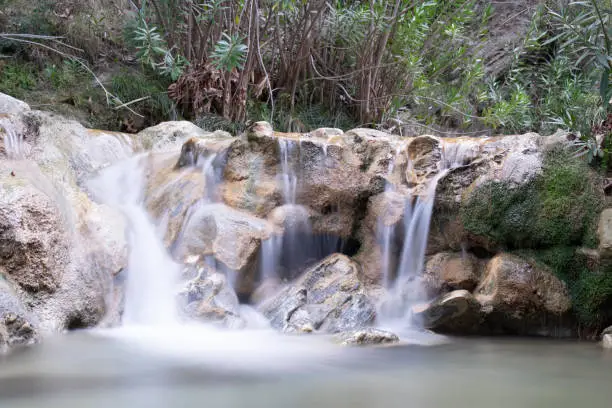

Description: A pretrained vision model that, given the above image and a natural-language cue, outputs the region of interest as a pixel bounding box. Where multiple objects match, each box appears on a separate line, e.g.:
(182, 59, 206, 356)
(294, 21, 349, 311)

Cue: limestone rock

(136, 121, 210, 151)
(475, 253, 572, 336)
(0, 166, 69, 293)
(0, 93, 30, 115)
(175, 203, 274, 297)
(412, 290, 481, 334)
(598, 208, 612, 259)
(180, 269, 244, 328)
(336, 328, 399, 346)
(258, 254, 376, 333)
(423, 252, 481, 297)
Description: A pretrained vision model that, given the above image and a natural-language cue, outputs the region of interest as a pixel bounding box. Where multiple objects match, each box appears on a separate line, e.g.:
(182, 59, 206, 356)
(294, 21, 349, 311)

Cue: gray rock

(258, 254, 376, 334)
(180, 269, 244, 328)
(336, 328, 399, 346)
(0, 93, 30, 115)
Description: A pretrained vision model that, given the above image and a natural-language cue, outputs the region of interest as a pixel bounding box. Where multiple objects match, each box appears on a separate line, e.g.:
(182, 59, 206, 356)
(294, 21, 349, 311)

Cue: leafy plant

(210, 33, 248, 72)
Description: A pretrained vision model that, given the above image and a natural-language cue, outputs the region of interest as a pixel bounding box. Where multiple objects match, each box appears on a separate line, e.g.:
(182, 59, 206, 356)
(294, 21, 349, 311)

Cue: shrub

(0, 61, 38, 99)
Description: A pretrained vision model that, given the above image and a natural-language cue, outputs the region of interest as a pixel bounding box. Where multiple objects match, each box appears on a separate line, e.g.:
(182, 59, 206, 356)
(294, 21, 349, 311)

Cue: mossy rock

(460, 148, 603, 250)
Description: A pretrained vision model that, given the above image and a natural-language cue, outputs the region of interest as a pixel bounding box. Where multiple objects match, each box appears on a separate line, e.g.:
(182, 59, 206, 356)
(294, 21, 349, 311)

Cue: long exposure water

(1, 333, 611, 407)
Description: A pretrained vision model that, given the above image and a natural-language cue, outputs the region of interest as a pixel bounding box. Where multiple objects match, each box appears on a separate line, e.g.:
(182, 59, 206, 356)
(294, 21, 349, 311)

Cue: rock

(258, 254, 376, 333)
(336, 328, 399, 346)
(175, 134, 233, 168)
(0, 93, 30, 115)
(412, 290, 481, 334)
(603, 334, 612, 349)
(136, 121, 211, 151)
(423, 252, 481, 297)
(0, 312, 38, 351)
(475, 254, 573, 336)
(180, 269, 244, 328)
(603, 325, 612, 337)
(598, 208, 612, 259)
(175, 203, 274, 297)
(0, 165, 69, 293)
(0, 278, 38, 351)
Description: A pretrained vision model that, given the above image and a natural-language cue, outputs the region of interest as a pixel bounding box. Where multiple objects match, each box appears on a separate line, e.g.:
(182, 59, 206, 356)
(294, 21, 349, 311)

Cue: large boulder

(174, 203, 275, 297)
(412, 290, 482, 334)
(475, 253, 573, 336)
(258, 254, 376, 333)
(423, 252, 481, 297)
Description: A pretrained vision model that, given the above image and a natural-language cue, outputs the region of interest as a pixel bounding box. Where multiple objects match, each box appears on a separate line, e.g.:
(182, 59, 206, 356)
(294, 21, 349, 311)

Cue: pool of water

(1, 326, 611, 408)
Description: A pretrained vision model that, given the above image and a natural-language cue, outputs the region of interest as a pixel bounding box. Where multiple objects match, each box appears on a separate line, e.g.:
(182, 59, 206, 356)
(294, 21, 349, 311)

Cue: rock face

(475, 254, 572, 336)
(0, 93, 30, 115)
(258, 254, 376, 333)
(336, 328, 399, 346)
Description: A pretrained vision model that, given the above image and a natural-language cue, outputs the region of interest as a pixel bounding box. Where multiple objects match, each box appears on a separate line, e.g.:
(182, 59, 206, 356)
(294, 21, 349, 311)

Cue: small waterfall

(0, 117, 29, 159)
(278, 138, 298, 205)
(88, 156, 180, 326)
(259, 235, 282, 282)
(379, 139, 475, 323)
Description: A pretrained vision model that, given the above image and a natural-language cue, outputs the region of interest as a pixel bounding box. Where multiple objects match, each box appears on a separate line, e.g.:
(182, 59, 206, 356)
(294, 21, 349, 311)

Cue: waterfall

(88, 156, 180, 326)
(278, 138, 298, 205)
(1, 117, 29, 159)
(379, 139, 476, 323)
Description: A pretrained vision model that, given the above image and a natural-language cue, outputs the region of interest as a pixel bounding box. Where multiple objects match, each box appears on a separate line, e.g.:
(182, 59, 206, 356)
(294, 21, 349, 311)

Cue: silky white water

(88, 156, 180, 326)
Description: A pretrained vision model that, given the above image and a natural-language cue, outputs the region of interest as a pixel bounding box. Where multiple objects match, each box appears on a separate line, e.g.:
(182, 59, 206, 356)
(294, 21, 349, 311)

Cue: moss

(461, 147, 603, 249)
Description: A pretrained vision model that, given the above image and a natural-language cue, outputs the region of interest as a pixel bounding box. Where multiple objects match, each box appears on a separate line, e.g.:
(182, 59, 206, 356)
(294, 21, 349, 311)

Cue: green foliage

(210, 33, 248, 72)
(0, 61, 37, 98)
(109, 71, 174, 122)
(43, 59, 88, 90)
(461, 148, 603, 249)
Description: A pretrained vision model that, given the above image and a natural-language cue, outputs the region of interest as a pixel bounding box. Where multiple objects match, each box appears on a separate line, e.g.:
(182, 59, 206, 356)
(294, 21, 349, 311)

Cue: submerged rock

(475, 254, 573, 336)
(336, 328, 399, 346)
(258, 254, 376, 334)
(412, 290, 481, 334)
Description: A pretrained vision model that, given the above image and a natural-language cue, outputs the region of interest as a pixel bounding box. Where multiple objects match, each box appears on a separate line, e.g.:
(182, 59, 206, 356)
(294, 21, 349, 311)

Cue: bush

(0, 61, 38, 99)
(461, 147, 603, 249)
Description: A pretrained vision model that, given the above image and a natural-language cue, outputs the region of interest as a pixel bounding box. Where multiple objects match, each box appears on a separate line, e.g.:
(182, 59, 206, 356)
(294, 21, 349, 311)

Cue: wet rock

(603, 325, 612, 336)
(336, 328, 399, 346)
(423, 252, 481, 297)
(412, 290, 482, 334)
(603, 334, 612, 350)
(475, 253, 573, 336)
(0, 92, 30, 115)
(175, 134, 233, 168)
(180, 269, 244, 328)
(258, 254, 376, 333)
(175, 203, 274, 297)
(598, 208, 612, 260)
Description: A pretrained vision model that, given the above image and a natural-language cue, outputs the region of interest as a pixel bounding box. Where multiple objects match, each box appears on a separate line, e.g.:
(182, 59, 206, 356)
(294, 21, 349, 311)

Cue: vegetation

(462, 147, 610, 328)
(1, 0, 611, 136)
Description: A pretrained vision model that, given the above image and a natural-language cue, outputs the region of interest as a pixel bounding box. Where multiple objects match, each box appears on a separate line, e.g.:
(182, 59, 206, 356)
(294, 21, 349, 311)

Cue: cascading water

(378, 139, 477, 324)
(278, 138, 298, 205)
(0, 117, 28, 159)
(88, 155, 180, 326)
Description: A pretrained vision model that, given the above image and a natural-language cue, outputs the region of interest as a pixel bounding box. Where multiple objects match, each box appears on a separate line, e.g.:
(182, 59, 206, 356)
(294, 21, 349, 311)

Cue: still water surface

(1, 327, 611, 408)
